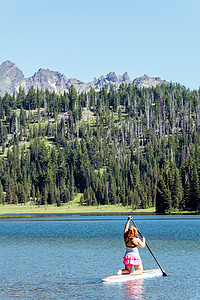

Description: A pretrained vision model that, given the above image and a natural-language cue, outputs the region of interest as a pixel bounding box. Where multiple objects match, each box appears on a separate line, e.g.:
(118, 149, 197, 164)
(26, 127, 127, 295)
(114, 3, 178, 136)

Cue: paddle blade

(162, 270, 167, 276)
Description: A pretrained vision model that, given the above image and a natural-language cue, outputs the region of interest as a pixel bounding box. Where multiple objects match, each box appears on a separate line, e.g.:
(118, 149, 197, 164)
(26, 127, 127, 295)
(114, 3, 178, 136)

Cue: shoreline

(0, 204, 198, 218)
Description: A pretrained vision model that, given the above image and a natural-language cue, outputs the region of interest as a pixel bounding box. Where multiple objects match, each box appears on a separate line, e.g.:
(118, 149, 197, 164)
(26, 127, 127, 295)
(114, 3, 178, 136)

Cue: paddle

(131, 218, 167, 276)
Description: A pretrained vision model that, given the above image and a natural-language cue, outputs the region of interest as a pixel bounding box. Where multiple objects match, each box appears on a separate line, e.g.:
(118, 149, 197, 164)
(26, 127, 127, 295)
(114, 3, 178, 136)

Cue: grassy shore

(0, 203, 155, 215)
(0, 194, 197, 216)
(0, 204, 198, 216)
(0, 194, 156, 215)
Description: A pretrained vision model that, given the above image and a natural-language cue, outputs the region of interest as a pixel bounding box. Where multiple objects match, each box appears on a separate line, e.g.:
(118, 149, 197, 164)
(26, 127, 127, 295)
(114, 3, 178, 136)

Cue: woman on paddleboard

(117, 216, 145, 275)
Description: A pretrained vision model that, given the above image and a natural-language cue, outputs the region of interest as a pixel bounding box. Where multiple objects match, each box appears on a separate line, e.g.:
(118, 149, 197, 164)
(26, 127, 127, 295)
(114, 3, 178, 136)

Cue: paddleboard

(102, 269, 163, 283)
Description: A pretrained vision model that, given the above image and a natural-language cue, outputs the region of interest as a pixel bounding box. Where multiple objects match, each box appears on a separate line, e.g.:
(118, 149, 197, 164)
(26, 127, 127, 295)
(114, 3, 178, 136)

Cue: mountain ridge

(0, 60, 167, 96)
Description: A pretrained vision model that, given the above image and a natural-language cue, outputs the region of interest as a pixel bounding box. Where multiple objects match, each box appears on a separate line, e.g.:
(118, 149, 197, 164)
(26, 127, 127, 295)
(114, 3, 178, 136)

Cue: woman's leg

(130, 264, 143, 275)
(117, 265, 132, 275)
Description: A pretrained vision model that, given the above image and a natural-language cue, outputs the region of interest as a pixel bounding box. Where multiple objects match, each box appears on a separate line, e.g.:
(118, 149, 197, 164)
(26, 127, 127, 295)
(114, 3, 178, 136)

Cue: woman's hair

(124, 226, 139, 245)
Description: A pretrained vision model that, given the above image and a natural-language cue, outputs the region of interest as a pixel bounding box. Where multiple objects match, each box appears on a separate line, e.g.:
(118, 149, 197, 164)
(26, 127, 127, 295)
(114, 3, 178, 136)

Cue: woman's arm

(124, 216, 132, 234)
(135, 237, 146, 248)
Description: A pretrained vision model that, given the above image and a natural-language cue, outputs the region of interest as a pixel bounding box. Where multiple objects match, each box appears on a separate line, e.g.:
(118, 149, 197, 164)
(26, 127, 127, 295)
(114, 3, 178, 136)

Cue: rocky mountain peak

(20, 68, 70, 93)
(133, 74, 167, 88)
(105, 72, 131, 84)
(0, 60, 24, 95)
(106, 72, 118, 82)
(123, 72, 130, 81)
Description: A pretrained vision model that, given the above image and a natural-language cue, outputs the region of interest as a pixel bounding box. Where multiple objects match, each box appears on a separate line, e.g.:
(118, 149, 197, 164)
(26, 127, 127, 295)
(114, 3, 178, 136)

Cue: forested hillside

(0, 82, 200, 212)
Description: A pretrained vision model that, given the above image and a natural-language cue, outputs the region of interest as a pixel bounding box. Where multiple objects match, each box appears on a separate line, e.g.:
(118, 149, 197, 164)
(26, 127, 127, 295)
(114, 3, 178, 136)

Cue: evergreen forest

(0, 82, 200, 213)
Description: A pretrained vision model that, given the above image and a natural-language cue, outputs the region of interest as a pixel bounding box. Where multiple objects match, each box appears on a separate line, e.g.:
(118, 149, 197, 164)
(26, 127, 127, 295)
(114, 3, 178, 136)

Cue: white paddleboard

(102, 269, 163, 283)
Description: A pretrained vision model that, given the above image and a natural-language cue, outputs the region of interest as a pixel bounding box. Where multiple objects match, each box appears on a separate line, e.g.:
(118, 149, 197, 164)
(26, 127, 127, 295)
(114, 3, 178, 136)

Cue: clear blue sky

(1, 0, 199, 89)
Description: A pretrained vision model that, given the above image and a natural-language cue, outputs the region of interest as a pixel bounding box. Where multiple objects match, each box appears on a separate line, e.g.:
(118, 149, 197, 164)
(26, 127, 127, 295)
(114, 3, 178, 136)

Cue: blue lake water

(0, 214, 199, 299)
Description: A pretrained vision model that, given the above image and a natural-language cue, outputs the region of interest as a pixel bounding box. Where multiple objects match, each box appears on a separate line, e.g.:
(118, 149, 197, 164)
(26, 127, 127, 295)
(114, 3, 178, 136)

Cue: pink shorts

(123, 255, 142, 266)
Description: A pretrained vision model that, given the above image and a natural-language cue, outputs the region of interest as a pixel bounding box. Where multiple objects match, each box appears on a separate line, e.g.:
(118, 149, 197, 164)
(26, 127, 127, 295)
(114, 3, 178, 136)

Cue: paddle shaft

(131, 219, 167, 276)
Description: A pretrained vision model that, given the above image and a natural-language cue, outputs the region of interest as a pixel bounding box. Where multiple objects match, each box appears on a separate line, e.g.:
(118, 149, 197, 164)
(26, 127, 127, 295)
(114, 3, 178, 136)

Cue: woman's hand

(128, 216, 132, 220)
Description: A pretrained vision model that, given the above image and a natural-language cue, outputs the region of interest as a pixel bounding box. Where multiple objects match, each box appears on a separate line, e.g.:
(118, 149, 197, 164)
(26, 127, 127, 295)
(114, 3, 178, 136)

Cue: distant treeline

(0, 82, 200, 212)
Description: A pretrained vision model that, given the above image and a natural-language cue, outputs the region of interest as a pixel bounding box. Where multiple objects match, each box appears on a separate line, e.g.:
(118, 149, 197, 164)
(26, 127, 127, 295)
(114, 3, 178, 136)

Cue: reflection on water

(125, 279, 144, 300)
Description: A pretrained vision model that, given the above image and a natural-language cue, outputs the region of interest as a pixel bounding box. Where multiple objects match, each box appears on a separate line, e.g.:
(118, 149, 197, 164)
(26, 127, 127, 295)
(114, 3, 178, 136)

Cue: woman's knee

(125, 265, 132, 273)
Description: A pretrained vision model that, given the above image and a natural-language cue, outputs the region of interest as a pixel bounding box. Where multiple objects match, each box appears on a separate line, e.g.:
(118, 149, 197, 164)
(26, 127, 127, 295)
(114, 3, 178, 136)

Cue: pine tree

(36, 187, 41, 205)
(156, 174, 167, 213)
(190, 166, 200, 210)
(0, 181, 4, 204)
(68, 85, 78, 111)
(171, 168, 182, 209)
(6, 182, 13, 204)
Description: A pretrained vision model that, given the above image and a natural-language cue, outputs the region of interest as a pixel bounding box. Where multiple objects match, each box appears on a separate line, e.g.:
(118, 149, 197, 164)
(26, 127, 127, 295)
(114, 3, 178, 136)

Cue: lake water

(0, 214, 199, 299)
